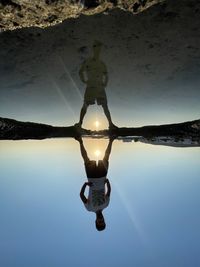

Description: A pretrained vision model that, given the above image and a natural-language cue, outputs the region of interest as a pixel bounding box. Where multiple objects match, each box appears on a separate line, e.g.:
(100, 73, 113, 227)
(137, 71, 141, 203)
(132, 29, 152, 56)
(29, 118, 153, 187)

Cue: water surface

(0, 139, 199, 267)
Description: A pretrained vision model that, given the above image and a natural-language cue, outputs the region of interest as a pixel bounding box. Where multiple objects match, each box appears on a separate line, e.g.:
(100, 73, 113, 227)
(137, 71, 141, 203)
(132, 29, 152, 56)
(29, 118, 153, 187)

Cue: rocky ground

(0, 116, 200, 142)
(1, 0, 200, 127)
(0, 0, 163, 31)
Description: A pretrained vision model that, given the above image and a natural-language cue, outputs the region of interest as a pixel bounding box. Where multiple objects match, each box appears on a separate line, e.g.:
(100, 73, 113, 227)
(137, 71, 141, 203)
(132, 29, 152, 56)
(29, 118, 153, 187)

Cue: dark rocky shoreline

(1, 116, 200, 141)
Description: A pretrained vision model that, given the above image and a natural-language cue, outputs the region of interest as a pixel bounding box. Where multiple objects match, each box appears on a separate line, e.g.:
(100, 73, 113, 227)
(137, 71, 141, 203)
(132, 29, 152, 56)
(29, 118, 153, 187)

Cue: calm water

(0, 139, 200, 267)
(1, 1, 200, 266)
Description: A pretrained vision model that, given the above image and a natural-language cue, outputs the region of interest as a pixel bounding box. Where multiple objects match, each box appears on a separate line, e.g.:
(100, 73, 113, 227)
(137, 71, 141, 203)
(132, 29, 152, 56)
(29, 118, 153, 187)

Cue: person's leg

(78, 137, 90, 163)
(77, 102, 88, 127)
(103, 137, 114, 162)
(101, 103, 118, 129)
(102, 103, 113, 127)
(75, 136, 90, 164)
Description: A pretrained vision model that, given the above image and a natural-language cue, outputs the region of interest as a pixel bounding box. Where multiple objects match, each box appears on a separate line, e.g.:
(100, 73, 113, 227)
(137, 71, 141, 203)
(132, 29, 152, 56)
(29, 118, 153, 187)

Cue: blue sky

(1, 2, 200, 266)
(0, 139, 200, 267)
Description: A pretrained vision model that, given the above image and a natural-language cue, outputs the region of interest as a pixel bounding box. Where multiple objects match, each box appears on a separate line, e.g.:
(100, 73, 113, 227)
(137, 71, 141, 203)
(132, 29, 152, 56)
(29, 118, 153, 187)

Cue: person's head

(95, 210, 106, 231)
(92, 40, 102, 57)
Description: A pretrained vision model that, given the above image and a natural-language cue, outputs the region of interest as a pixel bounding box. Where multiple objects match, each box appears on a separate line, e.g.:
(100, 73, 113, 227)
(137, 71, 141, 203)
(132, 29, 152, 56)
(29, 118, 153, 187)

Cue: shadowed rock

(0, 0, 163, 31)
(0, 117, 199, 142)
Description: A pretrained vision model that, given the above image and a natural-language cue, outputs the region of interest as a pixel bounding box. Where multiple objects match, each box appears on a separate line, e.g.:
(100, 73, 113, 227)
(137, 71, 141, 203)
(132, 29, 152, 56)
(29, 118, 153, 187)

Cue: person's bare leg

(79, 137, 90, 164)
(76, 103, 88, 127)
(102, 103, 117, 129)
(103, 137, 114, 162)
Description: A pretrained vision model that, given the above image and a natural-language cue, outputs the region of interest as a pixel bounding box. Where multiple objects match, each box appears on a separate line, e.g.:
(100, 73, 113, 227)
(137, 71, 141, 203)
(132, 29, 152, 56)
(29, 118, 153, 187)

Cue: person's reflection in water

(76, 136, 114, 231)
(76, 40, 117, 129)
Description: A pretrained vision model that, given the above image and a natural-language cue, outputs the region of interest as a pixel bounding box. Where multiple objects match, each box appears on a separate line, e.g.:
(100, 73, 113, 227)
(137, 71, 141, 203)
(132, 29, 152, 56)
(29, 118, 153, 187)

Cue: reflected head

(95, 212, 106, 231)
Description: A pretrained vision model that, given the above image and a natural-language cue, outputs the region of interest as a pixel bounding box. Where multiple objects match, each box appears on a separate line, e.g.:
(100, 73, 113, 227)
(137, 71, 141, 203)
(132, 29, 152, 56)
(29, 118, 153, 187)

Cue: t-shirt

(81, 57, 108, 87)
(84, 176, 110, 212)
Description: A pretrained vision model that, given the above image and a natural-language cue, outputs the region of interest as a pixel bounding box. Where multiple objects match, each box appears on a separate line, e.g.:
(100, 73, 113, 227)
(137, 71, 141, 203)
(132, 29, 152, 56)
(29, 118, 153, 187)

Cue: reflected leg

(103, 137, 114, 162)
(78, 137, 90, 164)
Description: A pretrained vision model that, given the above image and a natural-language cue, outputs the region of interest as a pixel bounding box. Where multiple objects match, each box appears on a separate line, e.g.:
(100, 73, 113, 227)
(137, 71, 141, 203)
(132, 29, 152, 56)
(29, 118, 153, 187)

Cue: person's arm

(105, 179, 111, 197)
(79, 60, 87, 84)
(80, 182, 88, 204)
(103, 64, 108, 87)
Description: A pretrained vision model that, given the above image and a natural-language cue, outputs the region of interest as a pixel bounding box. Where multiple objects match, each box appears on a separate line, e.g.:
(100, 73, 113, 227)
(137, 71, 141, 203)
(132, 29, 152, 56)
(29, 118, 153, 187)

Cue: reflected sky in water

(0, 139, 200, 267)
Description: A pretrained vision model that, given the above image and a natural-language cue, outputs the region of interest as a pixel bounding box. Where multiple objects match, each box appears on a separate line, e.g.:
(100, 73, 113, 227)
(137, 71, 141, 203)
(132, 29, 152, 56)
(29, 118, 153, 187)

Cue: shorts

(84, 86, 107, 106)
(85, 160, 109, 178)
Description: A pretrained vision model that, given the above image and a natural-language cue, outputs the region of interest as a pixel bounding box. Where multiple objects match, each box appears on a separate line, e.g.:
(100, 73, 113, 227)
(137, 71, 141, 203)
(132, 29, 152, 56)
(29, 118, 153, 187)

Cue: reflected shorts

(85, 160, 109, 178)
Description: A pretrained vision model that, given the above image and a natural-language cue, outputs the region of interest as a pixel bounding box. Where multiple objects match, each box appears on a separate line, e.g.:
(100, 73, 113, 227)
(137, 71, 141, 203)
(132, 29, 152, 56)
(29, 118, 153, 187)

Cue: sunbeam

(114, 181, 148, 244)
(52, 80, 76, 120)
(58, 56, 83, 101)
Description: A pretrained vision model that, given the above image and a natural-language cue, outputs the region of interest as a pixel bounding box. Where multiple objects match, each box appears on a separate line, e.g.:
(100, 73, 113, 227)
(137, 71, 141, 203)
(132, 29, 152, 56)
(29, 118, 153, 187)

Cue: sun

(94, 120, 100, 128)
(94, 149, 101, 157)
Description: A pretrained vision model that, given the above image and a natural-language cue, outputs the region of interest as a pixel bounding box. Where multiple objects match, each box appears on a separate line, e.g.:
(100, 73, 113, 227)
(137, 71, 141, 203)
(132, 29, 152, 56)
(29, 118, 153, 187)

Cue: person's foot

(109, 134, 117, 142)
(74, 122, 82, 129)
(74, 122, 83, 139)
(109, 123, 118, 130)
(74, 135, 82, 143)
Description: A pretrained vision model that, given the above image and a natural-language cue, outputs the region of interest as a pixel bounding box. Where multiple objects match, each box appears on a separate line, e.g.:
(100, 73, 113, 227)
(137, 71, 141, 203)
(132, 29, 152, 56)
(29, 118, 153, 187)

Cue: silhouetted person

(76, 136, 114, 231)
(76, 40, 117, 129)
